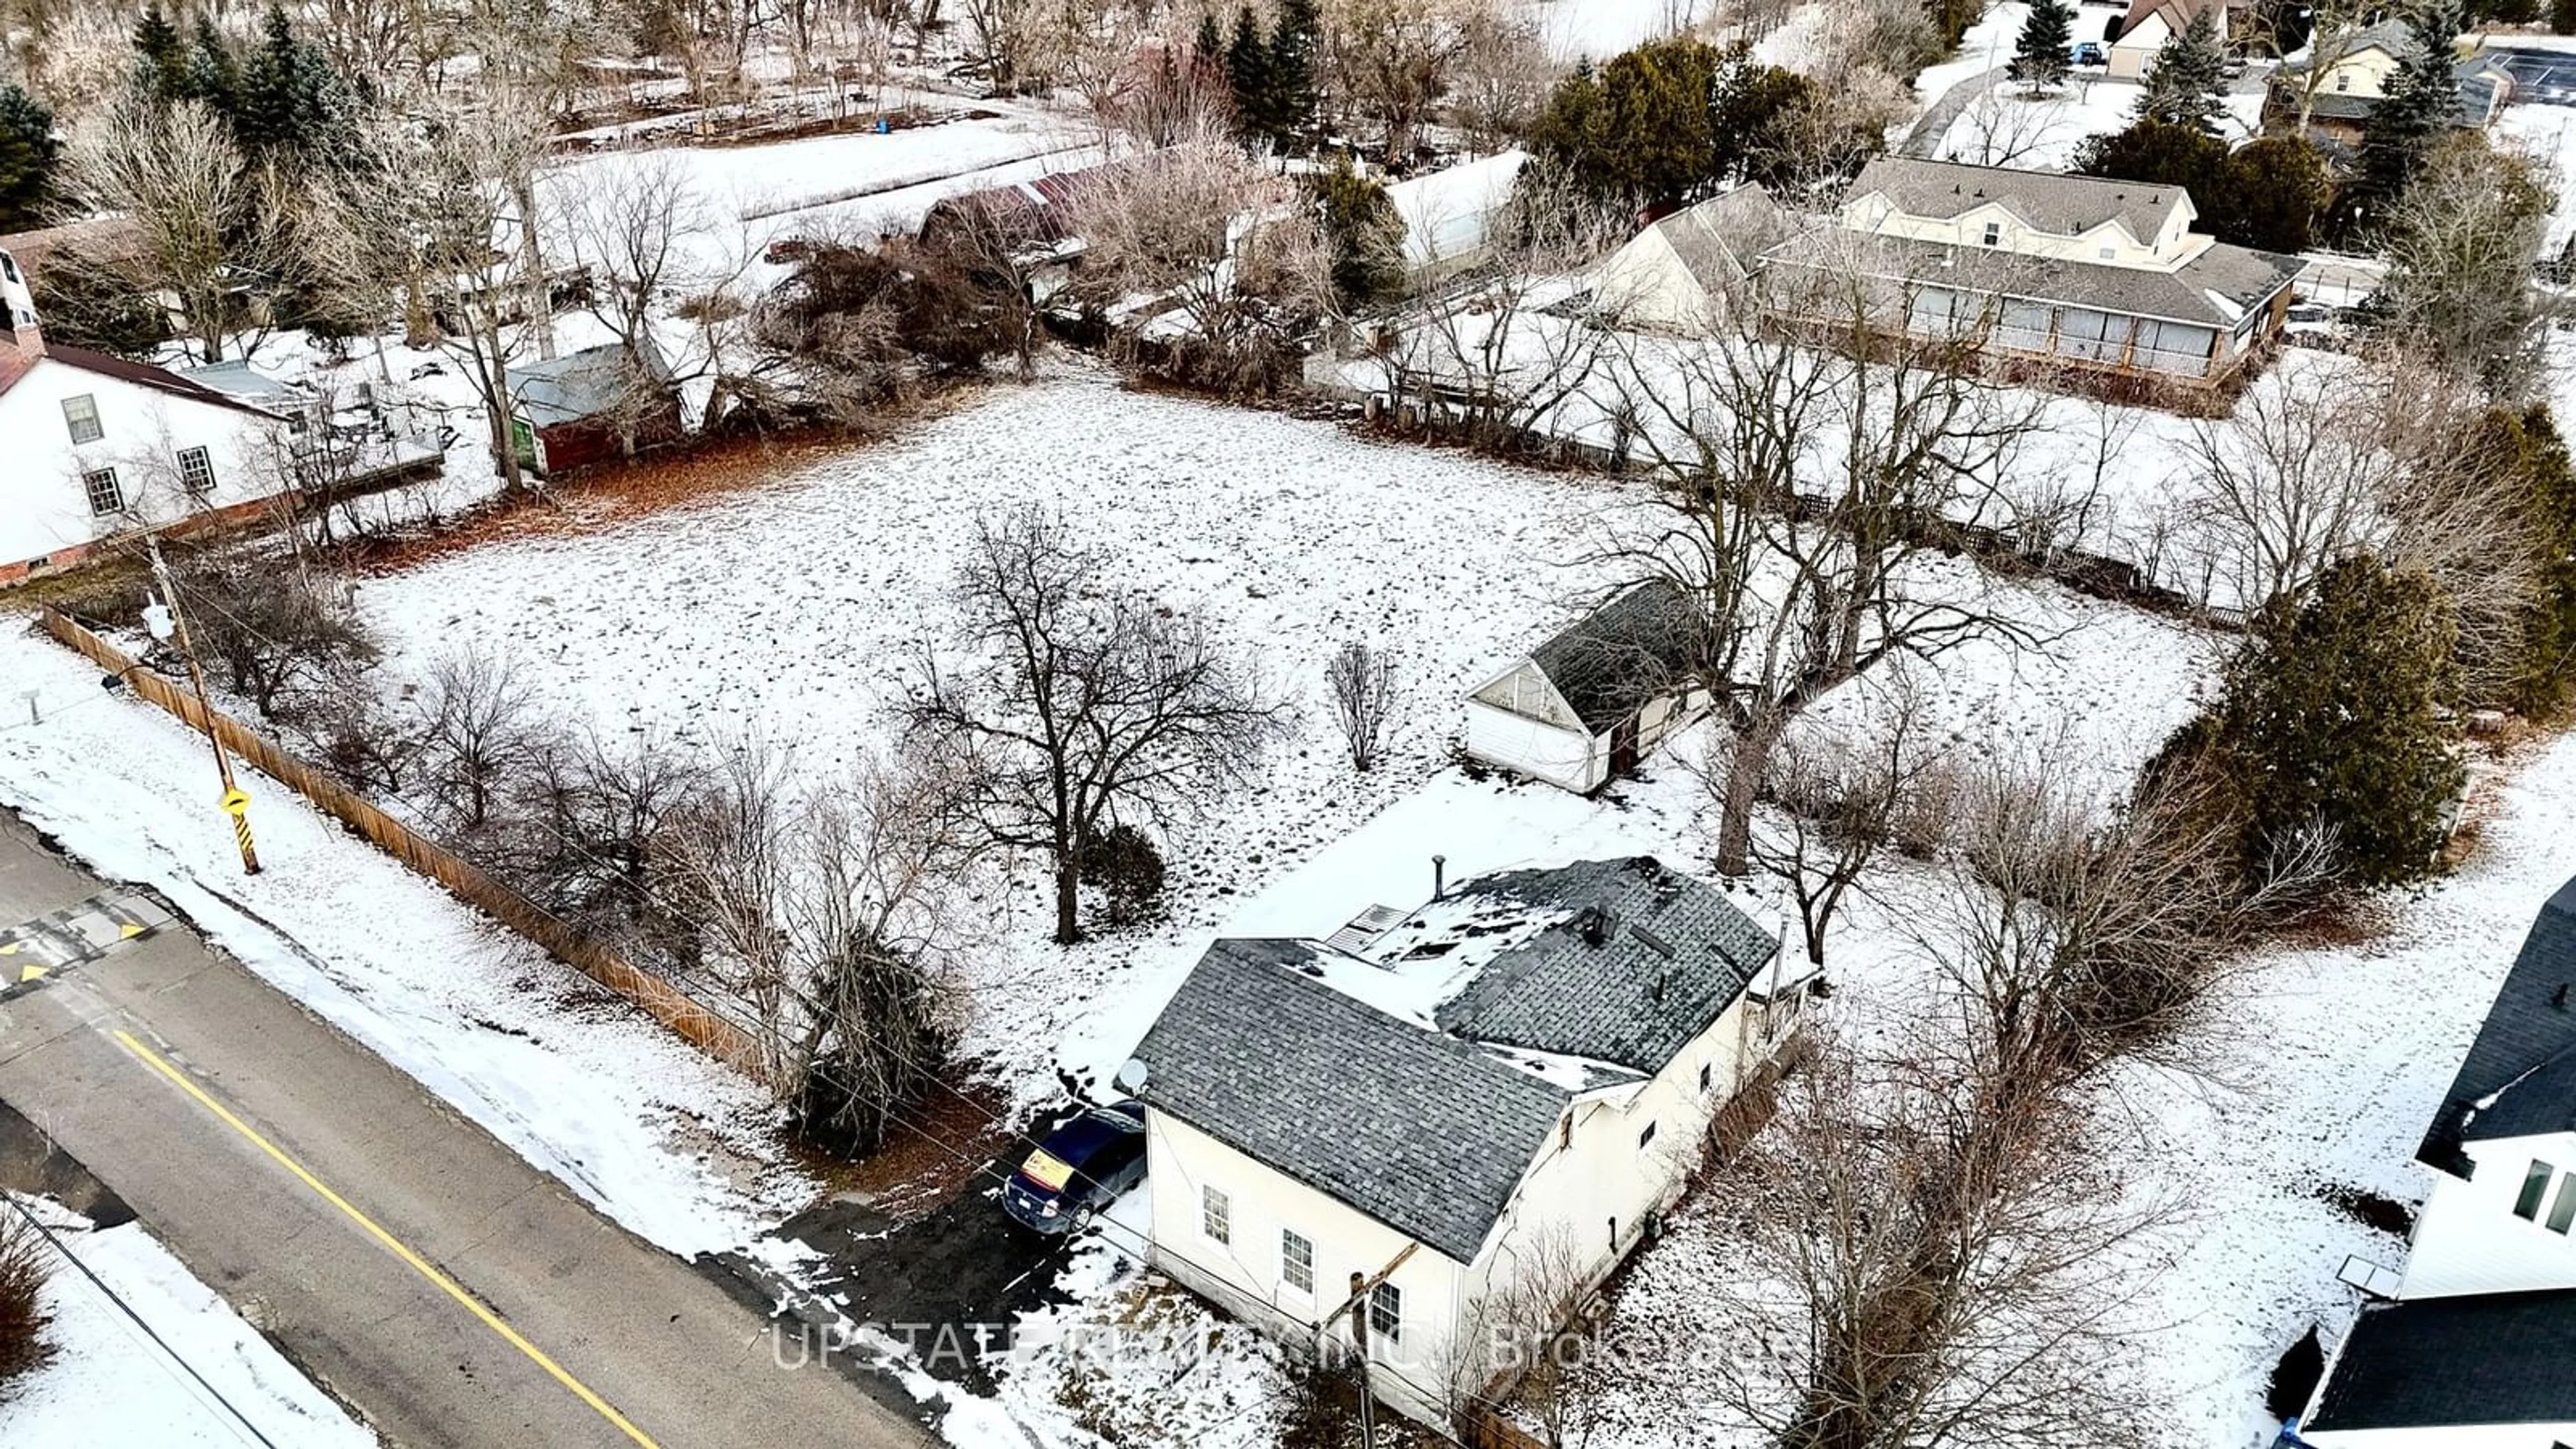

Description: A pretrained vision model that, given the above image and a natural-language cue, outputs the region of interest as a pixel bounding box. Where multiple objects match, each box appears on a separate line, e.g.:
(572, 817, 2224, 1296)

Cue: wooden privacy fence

(39, 608, 770, 1081)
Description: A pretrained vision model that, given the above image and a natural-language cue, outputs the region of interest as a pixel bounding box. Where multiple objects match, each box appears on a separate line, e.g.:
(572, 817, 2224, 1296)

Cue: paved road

(0, 807, 931, 1449)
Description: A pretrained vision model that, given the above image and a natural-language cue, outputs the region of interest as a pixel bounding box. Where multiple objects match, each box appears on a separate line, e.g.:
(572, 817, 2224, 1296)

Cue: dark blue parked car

(1002, 1100, 1146, 1234)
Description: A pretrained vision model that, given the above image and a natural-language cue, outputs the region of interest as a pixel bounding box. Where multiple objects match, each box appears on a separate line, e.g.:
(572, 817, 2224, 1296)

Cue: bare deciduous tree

(1743, 678, 1935, 966)
(901, 508, 1288, 944)
(58, 97, 306, 364)
(1611, 240, 2047, 876)
(1069, 127, 1334, 392)
(416, 644, 541, 834)
(1326, 639, 1396, 771)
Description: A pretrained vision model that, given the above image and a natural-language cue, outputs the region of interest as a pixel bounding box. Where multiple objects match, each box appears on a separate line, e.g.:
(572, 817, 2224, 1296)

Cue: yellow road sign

(221, 788, 251, 816)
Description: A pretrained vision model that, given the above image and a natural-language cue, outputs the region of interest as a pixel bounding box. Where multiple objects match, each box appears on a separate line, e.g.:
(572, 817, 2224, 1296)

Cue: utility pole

(146, 538, 261, 875)
(1319, 1241, 1415, 1445)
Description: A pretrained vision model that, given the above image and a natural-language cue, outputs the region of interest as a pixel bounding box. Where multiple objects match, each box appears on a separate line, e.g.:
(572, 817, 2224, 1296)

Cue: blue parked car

(1002, 1100, 1146, 1234)
(2072, 41, 2106, 66)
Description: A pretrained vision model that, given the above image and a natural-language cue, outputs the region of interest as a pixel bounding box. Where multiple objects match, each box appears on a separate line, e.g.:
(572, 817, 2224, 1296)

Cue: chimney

(2555, 982, 2569, 1012)
(1432, 854, 1446, 901)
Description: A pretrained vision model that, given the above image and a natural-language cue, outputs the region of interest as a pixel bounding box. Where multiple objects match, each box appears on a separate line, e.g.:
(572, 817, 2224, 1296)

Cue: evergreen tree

(2076, 115, 2229, 191)
(1225, 8, 1274, 144)
(2557, 0, 2576, 36)
(181, 14, 241, 115)
(131, 6, 190, 101)
(1267, 0, 1320, 149)
(1594, 36, 1727, 208)
(2355, 1, 2460, 215)
(2210, 554, 2464, 888)
(1308, 153, 1406, 309)
(2008, 0, 2076, 90)
(2215, 135, 2327, 252)
(1194, 10, 1224, 64)
(2137, 7, 2228, 133)
(0, 85, 56, 232)
(2485, 403, 2576, 715)
(233, 7, 352, 157)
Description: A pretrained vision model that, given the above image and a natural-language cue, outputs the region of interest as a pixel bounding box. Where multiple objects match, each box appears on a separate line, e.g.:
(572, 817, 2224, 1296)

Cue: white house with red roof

(0, 244, 286, 585)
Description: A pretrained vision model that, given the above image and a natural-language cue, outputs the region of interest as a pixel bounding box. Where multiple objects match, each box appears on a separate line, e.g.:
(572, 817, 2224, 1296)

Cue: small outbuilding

(1464, 580, 1706, 794)
(506, 340, 680, 478)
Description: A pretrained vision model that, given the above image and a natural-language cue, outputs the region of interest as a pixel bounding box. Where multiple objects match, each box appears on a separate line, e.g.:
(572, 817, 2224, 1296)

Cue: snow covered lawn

(350, 366, 2225, 1116)
(0, 1199, 375, 1448)
(0, 626, 810, 1260)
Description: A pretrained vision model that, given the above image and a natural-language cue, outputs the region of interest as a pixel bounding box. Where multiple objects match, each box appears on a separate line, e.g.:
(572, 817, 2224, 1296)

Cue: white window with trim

(1201, 1184, 1231, 1244)
(1367, 1281, 1401, 1345)
(176, 446, 216, 496)
(82, 467, 123, 517)
(1980, 221, 2002, 248)
(1281, 1229, 1313, 1295)
(62, 393, 103, 445)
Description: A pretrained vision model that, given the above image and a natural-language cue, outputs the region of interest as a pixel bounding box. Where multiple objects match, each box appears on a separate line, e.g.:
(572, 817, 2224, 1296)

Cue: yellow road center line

(112, 1030, 659, 1448)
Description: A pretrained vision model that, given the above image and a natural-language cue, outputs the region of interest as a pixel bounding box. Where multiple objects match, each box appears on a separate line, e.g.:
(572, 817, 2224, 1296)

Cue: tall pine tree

(1195, 10, 1224, 64)
(0, 85, 55, 232)
(2009, 0, 2076, 90)
(234, 7, 353, 158)
(1267, 0, 1320, 148)
(131, 7, 190, 101)
(2137, 7, 2228, 133)
(2355, 1, 2461, 217)
(1225, 7, 1275, 144)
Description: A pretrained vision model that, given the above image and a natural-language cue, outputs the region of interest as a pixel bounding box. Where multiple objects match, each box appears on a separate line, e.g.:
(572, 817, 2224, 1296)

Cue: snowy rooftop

(1129, 857, 1778, 1260)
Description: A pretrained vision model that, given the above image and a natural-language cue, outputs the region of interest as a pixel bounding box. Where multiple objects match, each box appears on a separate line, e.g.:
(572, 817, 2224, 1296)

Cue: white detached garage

(1465, 581, 1707, 794)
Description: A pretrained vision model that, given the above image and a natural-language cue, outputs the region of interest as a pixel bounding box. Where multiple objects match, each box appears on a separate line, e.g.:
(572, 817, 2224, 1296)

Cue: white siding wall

(1850, 197, 2203, 272)
(2317, 45, 2403, 101)
(2400, 1131, 2576, 1299)
(1464, 696, 1606, 794)
(1142, 1110, 1472, 1427)
(2107, 14, 2174, 78)
(0, 356, 276, 569)
(1590, 228, 1719, 335)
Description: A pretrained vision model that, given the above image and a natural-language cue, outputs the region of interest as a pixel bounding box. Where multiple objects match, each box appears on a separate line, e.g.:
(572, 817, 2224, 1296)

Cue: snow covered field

(0, 629, 808, 1260)
(347, 366, 2225, 1118)
(0, 1199, 375, 1448)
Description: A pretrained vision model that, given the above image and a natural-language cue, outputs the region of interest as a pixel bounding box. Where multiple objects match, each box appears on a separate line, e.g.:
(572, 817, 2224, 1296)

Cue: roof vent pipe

(1433, 854, 1447, 902)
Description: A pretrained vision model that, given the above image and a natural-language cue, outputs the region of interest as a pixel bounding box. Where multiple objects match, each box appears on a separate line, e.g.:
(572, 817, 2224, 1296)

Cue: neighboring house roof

(920, 156, 1152, 252)
(1132, 858, 1781, 1262)
(2306, 1286, 2576, 1432)
(1134, 936, 1576, 1263)
(0, 341, 283, 419)
(1386, 150, 1527, 269)
(1524, 580, 1699, 735)
(2276, 42, 2510, 128)
(1768, 229, 2300, 331)
(1649, 183, 1777, 294)
(507, 341, 669, 428)
(1845, 158, 2184, 250)
(2111, 0, 2235, 46)
(1377, 857, 1783, 1071)
(2418, 875, 2576, 1173)
(182, 358, 309, 412)
(0, 215, 149, 275)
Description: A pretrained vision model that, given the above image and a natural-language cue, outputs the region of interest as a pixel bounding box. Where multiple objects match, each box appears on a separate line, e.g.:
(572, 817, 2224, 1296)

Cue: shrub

(0, 1211, 54, 1391)
(1083, 824, 1167, 928)
(2184, 554, 2465, 888)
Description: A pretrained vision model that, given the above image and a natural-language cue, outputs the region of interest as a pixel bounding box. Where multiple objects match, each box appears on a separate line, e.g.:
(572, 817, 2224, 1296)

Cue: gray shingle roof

(1651, 184, 1777, 294)
(1130, 938, 1573, 1262)
(1846, 157, 2186, 247)
(1768, 229, 2301, 330)
(1411, 858, 1781, 1072)
(2418, 875, 2576, 1173)
(2308, 1286, 2576, 1431)
(507, 340, 669, 427)
(1130, 860, 1780, 1262)
(1527, 580, 1699, 734)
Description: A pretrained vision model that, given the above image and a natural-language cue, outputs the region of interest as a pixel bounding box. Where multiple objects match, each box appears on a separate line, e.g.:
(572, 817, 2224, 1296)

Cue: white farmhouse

(1465, 580, 1707, 794)
(2298, 875, 2576, 1447)
(1126, 855, 1803, 1431)
(0, 248, 284, 586)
